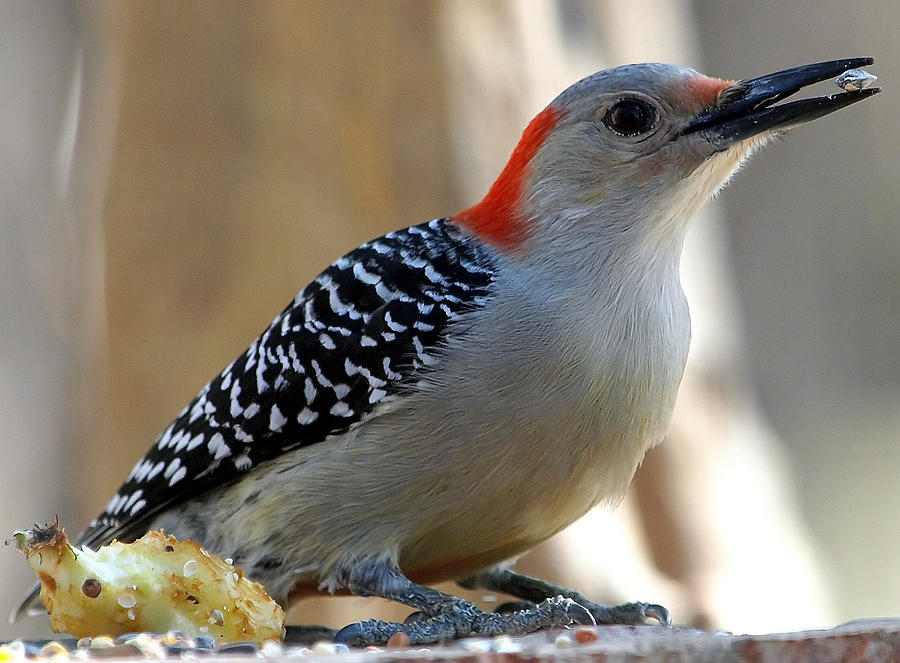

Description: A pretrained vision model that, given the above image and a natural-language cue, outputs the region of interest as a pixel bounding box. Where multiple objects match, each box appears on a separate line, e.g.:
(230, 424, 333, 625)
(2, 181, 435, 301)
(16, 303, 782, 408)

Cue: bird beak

(684, 57, 880, 149)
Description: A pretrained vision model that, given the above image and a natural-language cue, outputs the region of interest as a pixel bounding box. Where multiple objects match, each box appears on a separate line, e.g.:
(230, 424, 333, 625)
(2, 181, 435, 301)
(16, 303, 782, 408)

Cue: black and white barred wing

(81, 219, 495, 548)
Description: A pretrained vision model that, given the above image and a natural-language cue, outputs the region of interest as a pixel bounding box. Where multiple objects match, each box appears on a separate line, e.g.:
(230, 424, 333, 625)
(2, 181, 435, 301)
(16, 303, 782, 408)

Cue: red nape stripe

(452, 106, 561, 250)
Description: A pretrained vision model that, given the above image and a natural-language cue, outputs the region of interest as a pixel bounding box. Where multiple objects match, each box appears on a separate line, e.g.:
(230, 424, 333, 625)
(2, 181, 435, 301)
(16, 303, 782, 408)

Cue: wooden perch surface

(3, 618, 898, 662)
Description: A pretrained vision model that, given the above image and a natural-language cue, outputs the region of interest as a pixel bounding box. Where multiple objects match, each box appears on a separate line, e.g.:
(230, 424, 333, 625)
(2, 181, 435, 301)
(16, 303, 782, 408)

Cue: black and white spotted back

(81, 219, 496, 548)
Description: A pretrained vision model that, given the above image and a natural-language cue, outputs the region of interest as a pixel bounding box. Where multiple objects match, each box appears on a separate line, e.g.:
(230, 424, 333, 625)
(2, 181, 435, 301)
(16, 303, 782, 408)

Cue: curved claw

(333, 622, 368, 646)
(404, 611, 427, 624)
(565, 600, 597, 626)
(644, 603, 672, 627)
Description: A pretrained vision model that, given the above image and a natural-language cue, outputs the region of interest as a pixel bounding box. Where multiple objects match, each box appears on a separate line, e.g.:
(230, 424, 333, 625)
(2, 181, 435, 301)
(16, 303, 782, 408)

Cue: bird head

(453, 59, 878, 264)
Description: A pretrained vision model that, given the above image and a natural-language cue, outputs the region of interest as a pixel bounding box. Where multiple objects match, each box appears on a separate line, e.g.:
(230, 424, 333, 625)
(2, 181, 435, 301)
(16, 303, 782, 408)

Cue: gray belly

(151, 283, 690, 603)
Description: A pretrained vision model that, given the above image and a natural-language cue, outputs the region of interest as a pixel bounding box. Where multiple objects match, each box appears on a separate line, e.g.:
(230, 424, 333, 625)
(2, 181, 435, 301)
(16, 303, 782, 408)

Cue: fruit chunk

(12, 522, 284, 644)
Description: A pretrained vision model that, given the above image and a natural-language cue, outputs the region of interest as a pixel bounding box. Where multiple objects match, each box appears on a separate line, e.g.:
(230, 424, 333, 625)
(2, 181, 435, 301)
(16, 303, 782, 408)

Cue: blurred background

(1, 0, 897, 640)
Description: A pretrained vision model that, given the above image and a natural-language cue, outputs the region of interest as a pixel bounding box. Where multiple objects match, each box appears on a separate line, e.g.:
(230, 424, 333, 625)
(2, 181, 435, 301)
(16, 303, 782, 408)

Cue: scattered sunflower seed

(0, 641, 26, 661)
(554, 634, 573, 648)
(836, 69, 877, 92)
(38, 642, 68, 658)
(216, 642, 258, 654)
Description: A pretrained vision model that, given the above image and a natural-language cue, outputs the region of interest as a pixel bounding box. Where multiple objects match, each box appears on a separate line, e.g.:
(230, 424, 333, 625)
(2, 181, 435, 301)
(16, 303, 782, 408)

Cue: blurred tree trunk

(0, 0, 118, 639)
(95, 1, 457, 506)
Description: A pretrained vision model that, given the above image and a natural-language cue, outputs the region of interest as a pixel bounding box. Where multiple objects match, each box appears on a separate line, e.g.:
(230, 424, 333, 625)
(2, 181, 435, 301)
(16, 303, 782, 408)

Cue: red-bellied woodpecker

(15, 59, 879, 645)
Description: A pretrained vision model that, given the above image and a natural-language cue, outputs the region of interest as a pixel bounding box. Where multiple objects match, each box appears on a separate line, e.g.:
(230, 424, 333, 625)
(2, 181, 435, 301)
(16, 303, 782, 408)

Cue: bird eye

(602, 99, 657, 136)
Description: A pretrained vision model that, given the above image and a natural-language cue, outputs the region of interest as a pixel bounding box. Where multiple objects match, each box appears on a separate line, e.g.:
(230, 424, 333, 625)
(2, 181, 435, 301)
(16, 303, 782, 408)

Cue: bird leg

(458, 567, 671, 626)
(332, 561, 594, 646)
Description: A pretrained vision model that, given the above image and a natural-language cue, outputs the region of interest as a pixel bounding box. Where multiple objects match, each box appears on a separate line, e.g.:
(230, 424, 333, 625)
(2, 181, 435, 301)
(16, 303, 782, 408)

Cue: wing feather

(79, 219, 495, 547)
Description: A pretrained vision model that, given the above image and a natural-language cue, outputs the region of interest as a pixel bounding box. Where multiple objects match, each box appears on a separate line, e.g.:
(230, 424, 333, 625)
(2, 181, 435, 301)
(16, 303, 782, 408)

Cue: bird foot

(583, 599, 671, 626)
(493, 597, 670, 627)
(334, 596, 594, 646)
(459, 568, 671, 628)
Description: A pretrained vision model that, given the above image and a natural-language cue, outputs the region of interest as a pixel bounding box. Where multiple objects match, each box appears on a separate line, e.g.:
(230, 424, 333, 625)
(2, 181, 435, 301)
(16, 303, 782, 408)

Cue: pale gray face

(551, 62, 726, 165)
(523, 59, 878, 245)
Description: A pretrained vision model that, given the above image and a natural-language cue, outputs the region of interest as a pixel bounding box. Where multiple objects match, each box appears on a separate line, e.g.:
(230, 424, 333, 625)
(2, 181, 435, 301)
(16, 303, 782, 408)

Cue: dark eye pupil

(604, 100, 654, 136)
